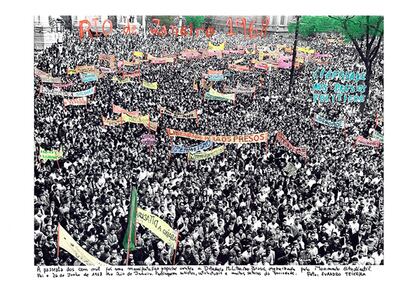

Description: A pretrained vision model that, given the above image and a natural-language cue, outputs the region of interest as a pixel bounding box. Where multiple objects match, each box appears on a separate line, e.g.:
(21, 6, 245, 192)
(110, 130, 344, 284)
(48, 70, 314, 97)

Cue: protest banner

(298, 47, 316, 54)
(276, 132, 308, 159)
(122, 61, 140, 67)
(63, 97, 88, 107)
(315, 114, 345, 129)
(112, 104, 140, 116)
(207, 70, 224, 81)
(136, 208, 177, 249)
(39, 147, 63, 161)
(133, 51, 144, 57)
(102, 116, 124, 126)
(35, 67, 63, 83)
(75, 65, 96, 74)
(225, 84, 256, 94)
(172, 140, 213, 154)
(80, 73, 98, 83)
(166, 128, 268, 144)
(34, 67, 49, 77)
(52, 82, 73, 89)
(58, 224, 107, 266)
(122, 71, 140, 79)
(121, 113, 150, 124)
(254, 62, 269, 70)
(140, 134, 156, 146)
(99, 67, 115, 73)
(120, 113, 158, 131)
(148, 54, 174, 64)
(112, 76, 133, 84)
(39, 74, 62, 84)
(143, 80, 158, 90)
(205, 88, 236, 102)
(355, 136, 381, 148)
(372, 131, 384, 142)
(208, 42, 225, 51)
(188, 145, 225, 161)
(98, 54, 116, 70)
(144, 120, 159, 132)
(181, 50, 201, 59)
(228, 64, 250, 72)
(42, 87, 72, 97)
(72, 86, 96, 97)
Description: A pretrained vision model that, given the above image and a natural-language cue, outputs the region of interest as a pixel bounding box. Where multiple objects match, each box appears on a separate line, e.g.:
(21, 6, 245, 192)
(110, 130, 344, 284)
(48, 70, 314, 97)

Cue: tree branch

(368, 17, 383, 49)
(366, 16, 369, 59)
(369, 32, 383, 62)
(341, 17, 367, 62)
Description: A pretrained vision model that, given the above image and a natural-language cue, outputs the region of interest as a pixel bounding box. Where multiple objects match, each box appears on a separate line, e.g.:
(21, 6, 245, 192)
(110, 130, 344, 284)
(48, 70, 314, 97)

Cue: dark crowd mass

(34, 19, 384, 266)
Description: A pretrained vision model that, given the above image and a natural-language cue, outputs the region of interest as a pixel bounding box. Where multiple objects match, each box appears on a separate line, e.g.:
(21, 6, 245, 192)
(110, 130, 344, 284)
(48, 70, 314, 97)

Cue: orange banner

(166, 128, 268, 144)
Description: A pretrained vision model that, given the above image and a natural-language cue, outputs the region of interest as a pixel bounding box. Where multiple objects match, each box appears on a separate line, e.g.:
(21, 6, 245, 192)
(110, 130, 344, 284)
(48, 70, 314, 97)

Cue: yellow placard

(136, 208, 177, 248)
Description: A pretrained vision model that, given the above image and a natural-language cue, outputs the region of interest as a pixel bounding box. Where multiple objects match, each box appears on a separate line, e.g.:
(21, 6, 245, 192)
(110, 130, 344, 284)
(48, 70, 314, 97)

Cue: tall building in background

(211, 16, 295, 33)
(33, 16, 64, 51)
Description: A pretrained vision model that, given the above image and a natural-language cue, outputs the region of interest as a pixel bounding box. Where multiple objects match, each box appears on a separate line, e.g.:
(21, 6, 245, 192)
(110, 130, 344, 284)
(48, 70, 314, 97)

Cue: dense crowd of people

(34, 19, 384, 266)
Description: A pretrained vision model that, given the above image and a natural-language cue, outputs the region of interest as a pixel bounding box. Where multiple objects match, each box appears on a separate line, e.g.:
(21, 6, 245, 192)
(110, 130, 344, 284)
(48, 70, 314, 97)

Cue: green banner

(39, 147, 63, 161)
(187, 145, 225, 161)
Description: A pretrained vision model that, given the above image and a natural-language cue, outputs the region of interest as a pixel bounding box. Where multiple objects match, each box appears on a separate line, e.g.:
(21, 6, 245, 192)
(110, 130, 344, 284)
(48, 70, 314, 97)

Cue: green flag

(122, 188, 137, 251)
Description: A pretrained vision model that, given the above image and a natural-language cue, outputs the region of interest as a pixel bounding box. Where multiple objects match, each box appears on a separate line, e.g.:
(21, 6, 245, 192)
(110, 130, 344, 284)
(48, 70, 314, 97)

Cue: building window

(280, 16, 286, 26)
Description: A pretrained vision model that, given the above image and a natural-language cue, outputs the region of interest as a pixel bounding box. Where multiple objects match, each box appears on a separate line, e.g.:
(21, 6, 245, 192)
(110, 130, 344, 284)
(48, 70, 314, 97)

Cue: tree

(288, 16, 384, 113)
(184, 16, 205, 28)
(148, 16, 175, 26)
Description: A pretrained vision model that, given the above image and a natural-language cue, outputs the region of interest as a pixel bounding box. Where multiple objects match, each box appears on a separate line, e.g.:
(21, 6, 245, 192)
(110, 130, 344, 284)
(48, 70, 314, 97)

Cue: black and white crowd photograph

(31, 13, 386, 268)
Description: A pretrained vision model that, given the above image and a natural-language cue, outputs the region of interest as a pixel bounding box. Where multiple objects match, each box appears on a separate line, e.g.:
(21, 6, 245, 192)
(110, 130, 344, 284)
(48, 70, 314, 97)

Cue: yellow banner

(298, 47, 315, 54)
(133, 51, 144, 57)
(188, 145, 225, 161)
(121, 113, 149, 124)
(136, 208, 177, 249)
(208, 42, 225, 51)
(58, 224, 107, 266)
(143, 80, 158, 90)
(75, 65, 96, 74)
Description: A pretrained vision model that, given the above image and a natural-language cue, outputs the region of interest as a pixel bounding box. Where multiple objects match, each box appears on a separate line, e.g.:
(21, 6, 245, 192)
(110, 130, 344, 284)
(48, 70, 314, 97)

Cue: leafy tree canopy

(184, 16, 205, 28)
(288, 16, 384, 41)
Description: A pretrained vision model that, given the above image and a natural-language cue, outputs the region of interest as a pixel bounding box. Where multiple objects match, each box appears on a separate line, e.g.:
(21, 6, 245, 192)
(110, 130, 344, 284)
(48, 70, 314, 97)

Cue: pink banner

(355, 136, 381, 148)
(112, 104, 140, 116)
(276, 132, 308, 159)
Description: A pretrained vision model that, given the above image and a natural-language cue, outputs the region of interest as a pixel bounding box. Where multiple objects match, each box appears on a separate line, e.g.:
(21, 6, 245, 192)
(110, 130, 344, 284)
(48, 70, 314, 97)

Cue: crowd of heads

(34, 20, 384, 266)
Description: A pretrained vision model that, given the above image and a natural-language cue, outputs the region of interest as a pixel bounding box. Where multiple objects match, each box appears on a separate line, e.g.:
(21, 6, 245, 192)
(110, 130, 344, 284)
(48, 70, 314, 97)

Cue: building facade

(211, 16, 295, 33)
(33, 16, 65, 51)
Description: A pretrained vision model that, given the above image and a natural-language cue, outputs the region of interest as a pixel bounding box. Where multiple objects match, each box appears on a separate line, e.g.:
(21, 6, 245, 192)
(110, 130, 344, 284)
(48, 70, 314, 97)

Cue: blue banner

(73, 86, 96, 97)
(80, 73, 98, 83)
(208, 74, 224, 81)
(171, 140, 213, 154)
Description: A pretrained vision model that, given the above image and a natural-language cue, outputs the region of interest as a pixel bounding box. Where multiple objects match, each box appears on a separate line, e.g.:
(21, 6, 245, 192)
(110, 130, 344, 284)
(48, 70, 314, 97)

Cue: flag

(143, 80, 158, 90)
(133, 51, 144, 57)
(122, 188, 138, 251)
